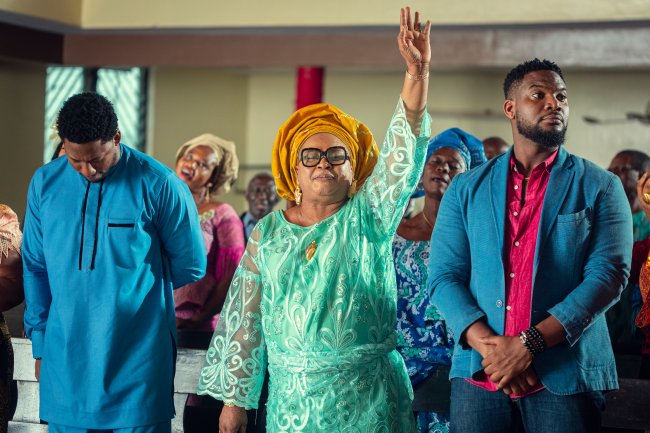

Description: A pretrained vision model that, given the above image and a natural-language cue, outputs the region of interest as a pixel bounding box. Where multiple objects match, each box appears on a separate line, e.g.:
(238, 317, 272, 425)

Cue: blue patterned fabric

(416, 412, 450, 433)
(411, 128, 483, 198)
(393, 233, 453, 433)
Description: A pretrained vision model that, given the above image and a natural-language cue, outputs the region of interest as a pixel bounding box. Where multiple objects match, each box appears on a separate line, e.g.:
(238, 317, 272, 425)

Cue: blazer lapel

(534, 147, 575, 277)
(489, 149, 512, 260)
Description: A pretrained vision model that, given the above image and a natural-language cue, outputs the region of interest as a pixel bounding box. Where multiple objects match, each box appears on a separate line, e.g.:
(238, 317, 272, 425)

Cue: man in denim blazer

(428, 59, 632, 433)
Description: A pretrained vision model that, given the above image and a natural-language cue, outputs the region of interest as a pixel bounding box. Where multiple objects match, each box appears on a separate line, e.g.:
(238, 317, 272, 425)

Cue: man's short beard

(516, 117, 567, 149)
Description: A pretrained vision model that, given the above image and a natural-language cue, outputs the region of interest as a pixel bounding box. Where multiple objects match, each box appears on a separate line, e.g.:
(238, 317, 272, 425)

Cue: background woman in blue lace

(394, 128, 484, 433)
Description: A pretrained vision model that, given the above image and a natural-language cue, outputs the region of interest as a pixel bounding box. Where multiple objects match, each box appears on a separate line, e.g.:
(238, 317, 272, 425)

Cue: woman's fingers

(423, 20, 431, 37)
(405, 6, 412, 30)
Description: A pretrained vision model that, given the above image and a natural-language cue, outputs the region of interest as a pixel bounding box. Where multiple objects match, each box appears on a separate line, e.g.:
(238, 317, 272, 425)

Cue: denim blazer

(427, 146, 632, 394)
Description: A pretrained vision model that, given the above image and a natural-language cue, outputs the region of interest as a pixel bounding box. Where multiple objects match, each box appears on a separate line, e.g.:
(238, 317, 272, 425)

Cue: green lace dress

(198, 98, 431, 432)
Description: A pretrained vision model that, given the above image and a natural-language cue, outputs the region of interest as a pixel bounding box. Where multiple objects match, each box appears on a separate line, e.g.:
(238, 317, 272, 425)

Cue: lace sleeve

(197, 224, 266, 409)
(0, 204, 22, 264)
(359, 98, 431, 237)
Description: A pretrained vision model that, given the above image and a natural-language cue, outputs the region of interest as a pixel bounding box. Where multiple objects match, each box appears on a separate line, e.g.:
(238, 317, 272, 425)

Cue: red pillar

(295, 67, 324, 110)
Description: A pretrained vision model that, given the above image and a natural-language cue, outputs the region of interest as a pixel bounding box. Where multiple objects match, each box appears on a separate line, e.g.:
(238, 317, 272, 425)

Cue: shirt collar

(242, 211, 257, 226)
(509, 148, 559, 176)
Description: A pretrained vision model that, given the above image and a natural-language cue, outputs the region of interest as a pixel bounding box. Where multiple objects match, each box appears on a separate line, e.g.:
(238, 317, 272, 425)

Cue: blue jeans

(450, 378, 606, 433)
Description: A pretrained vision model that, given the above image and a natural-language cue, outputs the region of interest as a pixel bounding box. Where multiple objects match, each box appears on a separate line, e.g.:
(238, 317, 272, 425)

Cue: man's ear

(113, 130, 121, 145)
(503, 99, 515, 120)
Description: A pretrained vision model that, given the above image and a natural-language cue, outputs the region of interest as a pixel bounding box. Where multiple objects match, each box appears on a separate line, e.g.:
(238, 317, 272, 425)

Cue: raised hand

(398, 7, 431, 73)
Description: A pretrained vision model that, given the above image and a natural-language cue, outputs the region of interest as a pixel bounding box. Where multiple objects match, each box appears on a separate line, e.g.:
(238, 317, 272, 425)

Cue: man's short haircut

(616, 149, 650, 172)
(57, 92, 118, 144)
(503, 58, 565, 99)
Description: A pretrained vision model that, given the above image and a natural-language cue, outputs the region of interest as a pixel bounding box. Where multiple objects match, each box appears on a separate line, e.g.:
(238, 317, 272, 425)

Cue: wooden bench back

(11, 338, 205, 433)
(11, 337, 650, 432)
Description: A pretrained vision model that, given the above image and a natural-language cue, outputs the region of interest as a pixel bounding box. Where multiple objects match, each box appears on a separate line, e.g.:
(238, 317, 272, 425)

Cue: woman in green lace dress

(198, 7, 431, 432)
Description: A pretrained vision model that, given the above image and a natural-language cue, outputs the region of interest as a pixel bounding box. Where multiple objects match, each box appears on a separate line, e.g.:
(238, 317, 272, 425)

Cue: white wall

(1, 65, 646, 219)
(149, 67, 249, 210)
(144, 66, 650, 214)
(78, 0, 650, 29)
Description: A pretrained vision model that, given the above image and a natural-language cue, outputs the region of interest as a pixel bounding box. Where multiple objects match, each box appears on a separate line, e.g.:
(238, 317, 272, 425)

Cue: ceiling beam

(1, 9, 649, 70)
(62, 26, 650, 69)
(0, 21, 63, 64)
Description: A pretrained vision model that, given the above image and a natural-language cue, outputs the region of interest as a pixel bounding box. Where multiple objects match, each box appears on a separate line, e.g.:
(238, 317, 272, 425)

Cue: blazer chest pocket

(106, 218, 140, 268)
(556, 207, 592, 226)
(553, 207, 592, 256)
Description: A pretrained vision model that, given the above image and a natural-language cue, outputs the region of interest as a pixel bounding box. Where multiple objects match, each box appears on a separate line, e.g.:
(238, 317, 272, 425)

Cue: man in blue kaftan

(22, 92, 206, 432)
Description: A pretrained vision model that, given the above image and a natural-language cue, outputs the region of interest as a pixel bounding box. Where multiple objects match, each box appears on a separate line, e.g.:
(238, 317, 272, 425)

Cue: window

(44, 66, 148, 162)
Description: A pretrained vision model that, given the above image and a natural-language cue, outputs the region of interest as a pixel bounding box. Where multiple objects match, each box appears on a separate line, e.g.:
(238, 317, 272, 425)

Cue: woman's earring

(347, 179, 358, 199)
(295, 185, 302, 206)
(205, 183, 213, 200)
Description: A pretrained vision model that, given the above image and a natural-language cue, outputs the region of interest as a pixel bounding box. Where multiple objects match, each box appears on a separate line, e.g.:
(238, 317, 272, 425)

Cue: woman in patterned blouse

(174, 134, 245, 331)
(393, 130, 474, 433)
(634, 171, 650, 379)
(0, 204, 23, 433)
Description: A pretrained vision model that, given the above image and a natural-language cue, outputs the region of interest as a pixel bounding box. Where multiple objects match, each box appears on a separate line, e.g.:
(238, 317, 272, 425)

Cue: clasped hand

(480, 335, 539, 395)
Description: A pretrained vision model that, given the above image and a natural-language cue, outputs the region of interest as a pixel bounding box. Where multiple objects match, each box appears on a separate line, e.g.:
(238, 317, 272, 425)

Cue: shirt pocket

(106, 218, 140, 268)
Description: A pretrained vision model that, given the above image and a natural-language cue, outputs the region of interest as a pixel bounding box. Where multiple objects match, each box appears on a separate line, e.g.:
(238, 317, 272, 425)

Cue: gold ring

(643, 193, 650, 205)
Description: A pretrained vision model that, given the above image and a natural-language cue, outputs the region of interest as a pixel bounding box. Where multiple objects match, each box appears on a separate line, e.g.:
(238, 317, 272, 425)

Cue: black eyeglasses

(300, 146, 350, 167)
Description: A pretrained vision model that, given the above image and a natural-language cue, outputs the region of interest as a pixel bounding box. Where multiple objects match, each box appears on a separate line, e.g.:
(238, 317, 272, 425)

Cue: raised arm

(360, 7, 432, 236)
(399, 6, 430, 133)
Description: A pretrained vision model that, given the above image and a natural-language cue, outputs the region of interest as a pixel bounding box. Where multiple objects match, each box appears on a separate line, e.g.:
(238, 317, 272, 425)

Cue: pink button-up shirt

(469, 149, 558, 397)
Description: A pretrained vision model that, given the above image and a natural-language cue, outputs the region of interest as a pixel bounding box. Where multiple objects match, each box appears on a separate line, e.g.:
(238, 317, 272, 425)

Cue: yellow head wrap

(272, 103, 379, 201)
(175, 133, 239, 199)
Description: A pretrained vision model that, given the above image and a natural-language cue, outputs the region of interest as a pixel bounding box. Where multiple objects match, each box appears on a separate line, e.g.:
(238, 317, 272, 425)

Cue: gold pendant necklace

(305, 240, 317, 260)
(422, 212, 434, 229)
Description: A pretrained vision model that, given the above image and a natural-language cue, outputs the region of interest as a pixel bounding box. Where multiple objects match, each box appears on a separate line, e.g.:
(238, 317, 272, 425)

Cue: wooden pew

(10, 338, 205, 433)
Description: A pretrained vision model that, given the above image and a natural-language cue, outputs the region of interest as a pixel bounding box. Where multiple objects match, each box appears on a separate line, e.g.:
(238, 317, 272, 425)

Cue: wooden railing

(10, 338, 205, 433)
(11, 337, 650, 432)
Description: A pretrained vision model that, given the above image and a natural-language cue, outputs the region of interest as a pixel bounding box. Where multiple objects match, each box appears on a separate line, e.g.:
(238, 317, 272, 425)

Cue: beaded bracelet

(519, 326, 547, 356)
